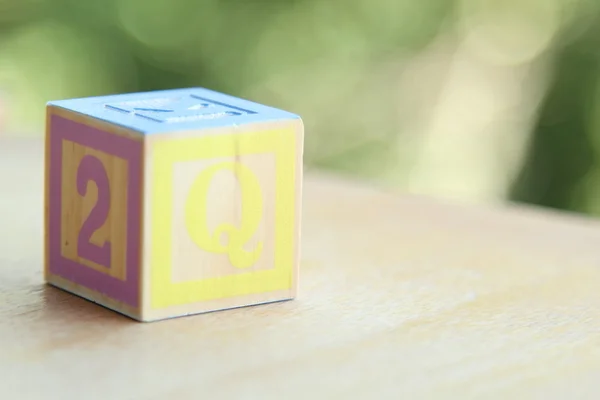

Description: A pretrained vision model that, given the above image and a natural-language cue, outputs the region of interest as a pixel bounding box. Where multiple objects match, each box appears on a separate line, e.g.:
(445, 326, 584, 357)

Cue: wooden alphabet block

(45, 88, 303, 321)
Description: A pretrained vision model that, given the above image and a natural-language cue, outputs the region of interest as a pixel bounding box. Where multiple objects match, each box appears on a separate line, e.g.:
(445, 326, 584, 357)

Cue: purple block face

(48, 114, 142, 308)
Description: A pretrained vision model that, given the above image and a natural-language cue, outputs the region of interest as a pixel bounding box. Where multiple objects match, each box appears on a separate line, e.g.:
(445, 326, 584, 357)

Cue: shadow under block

(44, 88, 304, 322)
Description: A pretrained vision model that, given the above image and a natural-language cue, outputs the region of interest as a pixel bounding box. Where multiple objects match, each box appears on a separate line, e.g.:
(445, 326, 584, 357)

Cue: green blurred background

(2, 0, 600, 216)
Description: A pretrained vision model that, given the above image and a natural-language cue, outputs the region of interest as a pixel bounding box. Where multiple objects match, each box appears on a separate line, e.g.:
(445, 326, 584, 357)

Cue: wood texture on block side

(44, 106, 52, 283)
(46, 273, 142, 321)
(60, 140, 129, 279)
(45, 105, 145, 283)
(45, 109, 144, 311)
(140, 119, 303, 321)
(137, 136, 147, 318)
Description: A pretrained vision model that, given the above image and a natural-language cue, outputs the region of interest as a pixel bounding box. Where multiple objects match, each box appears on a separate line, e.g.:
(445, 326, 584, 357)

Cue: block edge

(46, 104, 148, 138)
(46, 273, 143, 322)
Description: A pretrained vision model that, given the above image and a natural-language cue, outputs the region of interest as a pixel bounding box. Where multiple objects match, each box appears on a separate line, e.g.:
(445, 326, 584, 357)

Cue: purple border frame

(48, 114, 142, 308)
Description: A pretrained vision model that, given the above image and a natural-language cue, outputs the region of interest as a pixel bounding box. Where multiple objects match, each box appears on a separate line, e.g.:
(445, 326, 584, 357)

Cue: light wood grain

(44, 109, 144, 319)
(141, 119, 303, 321)
(3, 138, 600, 399)
(59, 138, 129, 280)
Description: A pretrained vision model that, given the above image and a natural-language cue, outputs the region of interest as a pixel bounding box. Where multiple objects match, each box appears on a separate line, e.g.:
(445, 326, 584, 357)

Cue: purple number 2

(76, 155, 112, 268)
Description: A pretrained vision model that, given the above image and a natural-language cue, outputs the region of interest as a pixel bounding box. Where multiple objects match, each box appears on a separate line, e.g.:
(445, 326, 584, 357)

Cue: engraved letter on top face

(76, 154, 112, 268)
(104, 94, 255, 124)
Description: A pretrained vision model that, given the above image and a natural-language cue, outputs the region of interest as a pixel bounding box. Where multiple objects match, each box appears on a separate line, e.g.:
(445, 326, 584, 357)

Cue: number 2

(76, 155, 112, 268)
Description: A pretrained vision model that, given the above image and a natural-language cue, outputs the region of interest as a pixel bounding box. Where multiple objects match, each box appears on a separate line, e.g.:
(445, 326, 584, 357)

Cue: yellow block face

(148, 125, 298, 311)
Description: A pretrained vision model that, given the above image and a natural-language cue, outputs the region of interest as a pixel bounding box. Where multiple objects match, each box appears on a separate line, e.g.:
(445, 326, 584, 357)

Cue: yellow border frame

(150, 128, 296, 309)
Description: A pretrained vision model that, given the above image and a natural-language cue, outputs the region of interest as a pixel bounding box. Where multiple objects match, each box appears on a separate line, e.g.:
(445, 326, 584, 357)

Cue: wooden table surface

(2, 138, 600, 399)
